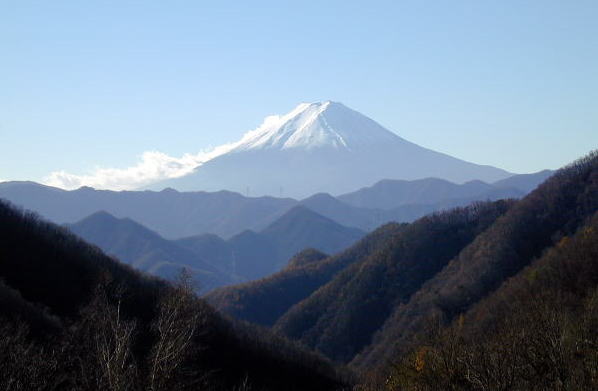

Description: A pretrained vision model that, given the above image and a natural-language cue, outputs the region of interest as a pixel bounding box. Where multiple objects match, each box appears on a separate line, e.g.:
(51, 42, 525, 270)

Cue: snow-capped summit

(231, 101, 399, 152)
(156, 101, 511, 198)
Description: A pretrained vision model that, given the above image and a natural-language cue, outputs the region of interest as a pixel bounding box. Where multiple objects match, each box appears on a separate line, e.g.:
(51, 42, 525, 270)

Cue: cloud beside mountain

(40, 107, 300, 191)
(43, 150, 200, 190)
(41, 101, 511, 194)
(42, 141, 243, 191)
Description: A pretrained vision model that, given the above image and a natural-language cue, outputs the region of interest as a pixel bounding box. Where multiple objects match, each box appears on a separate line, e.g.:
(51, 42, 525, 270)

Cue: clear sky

(1, 1, 597, 188)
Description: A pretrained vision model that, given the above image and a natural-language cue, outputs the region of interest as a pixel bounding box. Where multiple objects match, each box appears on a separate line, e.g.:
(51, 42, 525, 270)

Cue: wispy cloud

(41, 107, 293, 191)
(43, 144, 236, 191)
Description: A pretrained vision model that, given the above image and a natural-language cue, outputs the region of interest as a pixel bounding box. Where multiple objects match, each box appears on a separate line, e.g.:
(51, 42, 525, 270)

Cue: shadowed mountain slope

(69, 206, 365, 288)
(381, 210, 598, 390)
(273, 200, 513, 363)
(205, 152, 596, 373)
(207, 223, 406, 327)
(354, 151, 598, 368)
(0, 199, 346, 390)
(177, 206, 365, 282)
(68, 211, 233, 291)
(260, 206, 365, 262)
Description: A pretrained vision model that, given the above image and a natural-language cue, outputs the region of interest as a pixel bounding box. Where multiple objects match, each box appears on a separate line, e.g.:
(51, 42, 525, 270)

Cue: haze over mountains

(0, 164, 549, 292)
(155, 101, 512, 198)
(0, 96, 593, 389)
(2, 1, 596, 387)
(0, 171, 547, 296)
(0, 171, 549, 240)
(0, 198, 344, 390)
(208, 151, 598, 381)
(1, 149, 595, 390)
(67, 206, 364, 290)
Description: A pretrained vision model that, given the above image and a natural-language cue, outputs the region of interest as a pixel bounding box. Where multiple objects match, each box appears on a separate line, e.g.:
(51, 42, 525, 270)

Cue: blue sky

(1, 1, 597, 188)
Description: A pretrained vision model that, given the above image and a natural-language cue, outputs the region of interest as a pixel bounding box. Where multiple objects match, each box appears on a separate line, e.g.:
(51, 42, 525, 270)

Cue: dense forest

(274, 200, 513, 364)
(0, 200, 346, 390)
(209, 200, 514, 361)
(378, 210, 598, 390)
(206, 222, 406, 327)
(211, 151, 598, 390)
(356, 151, 598, 370)
(1, 151, 597, 390)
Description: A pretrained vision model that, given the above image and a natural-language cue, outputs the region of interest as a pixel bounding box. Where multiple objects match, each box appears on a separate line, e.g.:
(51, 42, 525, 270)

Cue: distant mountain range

(155, 101, 512, 198)
(0, 170, 551, 240)
(67, 211, 233, 291)
(68, 205, 364, 290)
(2, 149, 594, 390)
(0, 170, 552, 291)
(0, 198, 344, 390)
(207, 151, 598, 372)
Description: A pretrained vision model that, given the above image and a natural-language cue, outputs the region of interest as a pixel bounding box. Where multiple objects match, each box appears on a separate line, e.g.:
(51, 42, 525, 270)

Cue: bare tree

(75, 282, 138, 391)
(147, 269, 207, 391)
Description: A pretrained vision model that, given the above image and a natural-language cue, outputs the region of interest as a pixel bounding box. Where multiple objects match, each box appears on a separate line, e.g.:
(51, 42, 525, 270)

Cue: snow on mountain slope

(155, 101, 512, 198)
(230, 101, 399, 151)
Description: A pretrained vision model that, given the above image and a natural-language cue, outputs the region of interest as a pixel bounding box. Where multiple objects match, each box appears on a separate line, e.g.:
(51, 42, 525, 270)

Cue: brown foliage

(383, 211, 598, 391)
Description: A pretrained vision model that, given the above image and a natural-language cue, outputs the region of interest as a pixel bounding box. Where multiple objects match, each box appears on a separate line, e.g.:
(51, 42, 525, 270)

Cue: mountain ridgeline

(209, 200, 514, 362)
(380, 158, 598, 391)
(0, 149, 596, 390)
(0, 199, 346, 390)
(0, 95, 593, 391)
(356, 151, 598, 368)
(0, 171, 547, 240)
(207, 222, 408, 327)
(66, 211, 235, 291)
(0, 172, 546, 291)
(274, 201, 514, 363)
(68, 206, 364, 290)
(157, 101, 512, 198)
(208, 150, 598, 389)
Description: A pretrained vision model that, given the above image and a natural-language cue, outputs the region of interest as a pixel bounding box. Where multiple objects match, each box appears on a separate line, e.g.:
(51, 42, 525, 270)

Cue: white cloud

(43, 144, 237, 191)
(40, 106, 292, 191)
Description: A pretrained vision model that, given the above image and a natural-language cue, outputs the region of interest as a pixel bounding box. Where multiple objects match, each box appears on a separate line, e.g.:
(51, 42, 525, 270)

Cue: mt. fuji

(157, 101, 511, 198)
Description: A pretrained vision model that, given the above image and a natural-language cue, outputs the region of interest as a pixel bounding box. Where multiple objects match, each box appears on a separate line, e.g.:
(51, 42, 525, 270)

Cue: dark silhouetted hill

(206, 152, 596, 377)
(0, 199, 346, 390)
(274, 201, 513, 363)
(207, 223, 406, 327)
(382, 209, 598, 390)
(355, 152, 598, 369)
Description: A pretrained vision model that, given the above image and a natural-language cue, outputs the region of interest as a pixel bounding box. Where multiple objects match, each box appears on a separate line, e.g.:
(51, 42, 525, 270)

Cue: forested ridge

(379, 210, 598, 390)
(206, 222, 406, 327)
(0, 200, 346, 390)
(356, 150, 598, 369)
(211, 151, 598, 390)
(1, 151, 597, 390)
(274, 200, 514, 364)
(367, 152, 598, 390)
